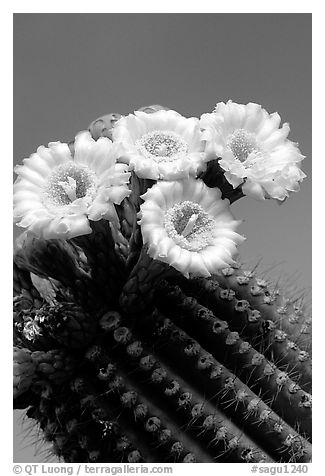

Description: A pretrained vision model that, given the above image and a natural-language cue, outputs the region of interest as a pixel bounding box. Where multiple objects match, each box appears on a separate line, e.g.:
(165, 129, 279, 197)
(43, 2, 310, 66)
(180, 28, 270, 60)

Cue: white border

(3, 2, 322, 472)
(7, 0, 316, 14)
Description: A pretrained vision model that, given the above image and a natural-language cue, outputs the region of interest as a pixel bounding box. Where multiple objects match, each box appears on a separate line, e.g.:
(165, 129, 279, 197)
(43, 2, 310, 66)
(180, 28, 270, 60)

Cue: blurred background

(13, 13, 311, 462)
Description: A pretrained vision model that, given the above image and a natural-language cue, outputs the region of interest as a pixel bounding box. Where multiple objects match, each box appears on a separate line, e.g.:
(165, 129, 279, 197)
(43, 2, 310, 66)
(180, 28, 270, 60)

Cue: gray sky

(13, 13, 311, 462)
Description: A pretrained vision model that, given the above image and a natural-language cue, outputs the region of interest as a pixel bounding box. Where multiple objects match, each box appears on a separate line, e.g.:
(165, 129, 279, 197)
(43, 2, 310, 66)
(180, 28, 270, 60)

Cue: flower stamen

(181, 214, 199, 237)
(227, 129, 259, 162)
(58, 177, 77, 202)
(136, 130, 188, 163)
(156, 144, 168, 157)
(43, 162, 98, 210)
(164, 201, 216, 251)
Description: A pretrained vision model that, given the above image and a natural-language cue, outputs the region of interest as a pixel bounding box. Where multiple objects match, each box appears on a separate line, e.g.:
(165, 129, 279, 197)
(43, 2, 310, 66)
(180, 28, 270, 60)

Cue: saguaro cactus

(13, 102, 310, 463)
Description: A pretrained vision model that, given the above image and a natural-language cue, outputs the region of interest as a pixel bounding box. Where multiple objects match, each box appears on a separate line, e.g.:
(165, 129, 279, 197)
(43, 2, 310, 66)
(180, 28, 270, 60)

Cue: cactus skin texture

(13, 107, 311, 463)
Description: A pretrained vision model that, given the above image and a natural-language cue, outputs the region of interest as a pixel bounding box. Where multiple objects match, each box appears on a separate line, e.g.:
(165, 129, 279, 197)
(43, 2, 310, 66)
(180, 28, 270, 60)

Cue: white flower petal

(255, 112, 282, 140)
(88, 201, 119, 223)
(188, 252, 211, 277)
(224, 171, 244, 188)
(106, 185, 131, 205)
(262, 123, 290, 150)
(243, 103, 264, 131)
(74, 131, 96, 166)
(48, 142, 72, 164)
(22, 153, 53, 177)
(16, 209, 53, 231)
(200, 246, 231, 272)
(259, 180, 288, 201)
(13, 189, 43, 204)
(242, 180, 266, 200)
(139, 207, 164, 225)
(130, 156, 160, 180)
(14, 200, 44, 218)
(42, 215, 92, 240)
(14, 165, 46, 187)
(156, 236, 175, 258)
(37, 145, 61, 167)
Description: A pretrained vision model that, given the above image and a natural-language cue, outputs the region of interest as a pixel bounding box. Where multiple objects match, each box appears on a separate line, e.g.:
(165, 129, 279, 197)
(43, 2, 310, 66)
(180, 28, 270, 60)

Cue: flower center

(136, 130, 188, 163)
(227, 129, 259, 162)
(43, 162, 97, 210)
(164, 201, 216, 251)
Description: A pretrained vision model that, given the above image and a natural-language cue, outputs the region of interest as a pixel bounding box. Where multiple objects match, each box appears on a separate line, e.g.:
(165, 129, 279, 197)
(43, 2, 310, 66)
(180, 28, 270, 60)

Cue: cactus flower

(200, 101, 306, 201)
(13, 131, 131, 239)
(112, 109, 207, 180)
(138, 178, 245, 277)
